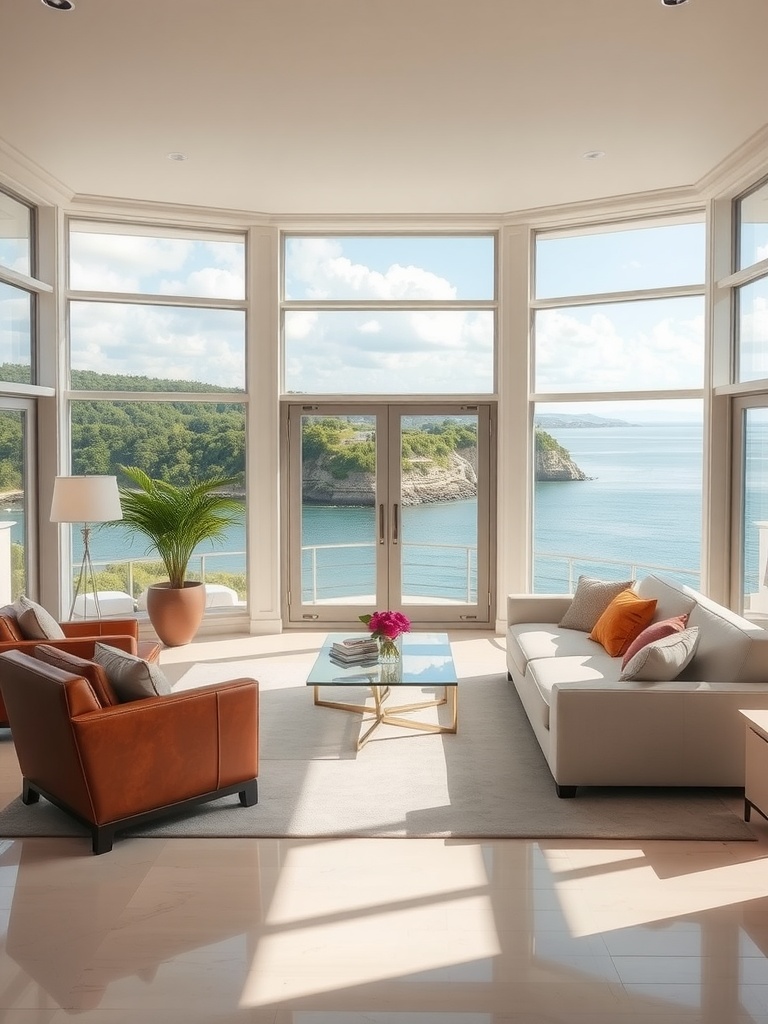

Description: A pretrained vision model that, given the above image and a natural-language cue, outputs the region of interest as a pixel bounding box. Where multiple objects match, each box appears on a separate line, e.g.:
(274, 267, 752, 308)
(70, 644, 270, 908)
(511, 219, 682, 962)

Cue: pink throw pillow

(621, 614, 689, 669)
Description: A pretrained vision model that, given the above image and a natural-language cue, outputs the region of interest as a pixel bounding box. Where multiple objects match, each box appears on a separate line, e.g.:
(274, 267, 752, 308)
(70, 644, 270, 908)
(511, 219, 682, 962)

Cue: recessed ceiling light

(661, 0, 689, 6)
(583, 150, 606, 161)
(167, 153, 188, 162)
(41, 0, 75, 9)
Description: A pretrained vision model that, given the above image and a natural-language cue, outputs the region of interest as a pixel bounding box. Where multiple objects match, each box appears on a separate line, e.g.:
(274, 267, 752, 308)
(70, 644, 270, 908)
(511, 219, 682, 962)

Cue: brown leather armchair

(0, 617, 161, 726)
(0, 649, 259, 854)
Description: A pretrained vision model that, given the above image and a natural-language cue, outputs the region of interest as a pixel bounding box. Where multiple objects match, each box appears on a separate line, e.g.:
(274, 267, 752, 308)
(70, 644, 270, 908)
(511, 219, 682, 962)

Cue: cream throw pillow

(619, 626, 700, 682)
(93, 642, 172, 702)
(13, 595, 65, 641)
(558, 576, 633, 632)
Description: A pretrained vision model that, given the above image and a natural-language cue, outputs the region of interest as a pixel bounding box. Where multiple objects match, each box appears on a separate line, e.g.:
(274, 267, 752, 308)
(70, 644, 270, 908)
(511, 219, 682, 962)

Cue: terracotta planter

(146, 581, 206, 647)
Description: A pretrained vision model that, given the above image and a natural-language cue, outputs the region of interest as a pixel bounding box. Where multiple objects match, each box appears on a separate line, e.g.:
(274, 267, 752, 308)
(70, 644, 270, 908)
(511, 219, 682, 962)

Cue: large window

(67, 222, 247, 616)
(736, 178, 768, 384)
(282, 234, 496, 395)
(532, 216, 706, 591)
(731, 178, 768, 616)
(0, 190, 35, 385)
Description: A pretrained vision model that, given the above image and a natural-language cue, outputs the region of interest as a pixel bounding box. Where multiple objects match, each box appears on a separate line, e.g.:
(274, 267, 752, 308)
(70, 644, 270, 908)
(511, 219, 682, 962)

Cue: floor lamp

(50, 475, 123, 620)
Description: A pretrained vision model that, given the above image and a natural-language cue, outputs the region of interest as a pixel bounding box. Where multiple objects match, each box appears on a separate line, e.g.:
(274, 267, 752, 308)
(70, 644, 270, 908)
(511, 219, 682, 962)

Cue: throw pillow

(557, 576, 633, 632)
(621, 614, 689, 669)
(589, 590, 658, 658)
(33, 644, 118, 707)
(92, 642, 172, 703)
(13, 595, 65, 641)
(619, 626, 700, 682)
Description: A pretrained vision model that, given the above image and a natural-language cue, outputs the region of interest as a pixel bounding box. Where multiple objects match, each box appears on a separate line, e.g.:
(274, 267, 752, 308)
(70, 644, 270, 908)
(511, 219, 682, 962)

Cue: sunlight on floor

(242, 841, 501, 1006)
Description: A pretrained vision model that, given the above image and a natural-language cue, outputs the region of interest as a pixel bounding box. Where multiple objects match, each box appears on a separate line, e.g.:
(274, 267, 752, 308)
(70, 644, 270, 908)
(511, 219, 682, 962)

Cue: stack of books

(329, 636, 379, 666)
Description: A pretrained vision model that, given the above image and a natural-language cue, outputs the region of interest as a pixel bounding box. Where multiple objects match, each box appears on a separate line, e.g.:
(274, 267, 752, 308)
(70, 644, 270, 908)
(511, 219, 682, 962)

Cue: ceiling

(2, 0, 768, 217)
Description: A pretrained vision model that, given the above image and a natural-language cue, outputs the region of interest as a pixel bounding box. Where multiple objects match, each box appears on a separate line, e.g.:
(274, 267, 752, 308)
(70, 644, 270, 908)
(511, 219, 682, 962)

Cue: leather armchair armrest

(0, 636, 138, 658)
(71, 679, 259, 824)
(62, 619, 140, 642)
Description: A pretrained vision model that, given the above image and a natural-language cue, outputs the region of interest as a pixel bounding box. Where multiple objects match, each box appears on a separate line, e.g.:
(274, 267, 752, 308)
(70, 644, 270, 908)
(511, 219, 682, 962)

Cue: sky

(0, 220, 765, 418)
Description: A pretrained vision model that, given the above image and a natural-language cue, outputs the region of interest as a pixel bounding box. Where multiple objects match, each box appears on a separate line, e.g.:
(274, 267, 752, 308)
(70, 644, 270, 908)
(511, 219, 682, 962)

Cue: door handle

(379, 503, 385, 544)
(392, 503, 399, 545)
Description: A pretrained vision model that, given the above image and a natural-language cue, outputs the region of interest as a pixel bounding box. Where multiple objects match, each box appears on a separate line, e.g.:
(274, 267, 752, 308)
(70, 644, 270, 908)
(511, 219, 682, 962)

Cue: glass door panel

(284, 402, 494, 626)
(298, 411, 382, 608)
(398, 413, 480, 608)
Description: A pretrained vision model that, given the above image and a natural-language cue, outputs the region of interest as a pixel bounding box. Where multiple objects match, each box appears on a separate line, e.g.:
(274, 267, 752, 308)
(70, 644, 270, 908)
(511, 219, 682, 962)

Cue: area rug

(0, 651, 755, 841)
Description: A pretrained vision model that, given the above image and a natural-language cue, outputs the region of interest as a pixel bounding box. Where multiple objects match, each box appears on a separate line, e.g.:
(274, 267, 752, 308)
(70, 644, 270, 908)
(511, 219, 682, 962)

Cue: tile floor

(0, 631, 768, 1023)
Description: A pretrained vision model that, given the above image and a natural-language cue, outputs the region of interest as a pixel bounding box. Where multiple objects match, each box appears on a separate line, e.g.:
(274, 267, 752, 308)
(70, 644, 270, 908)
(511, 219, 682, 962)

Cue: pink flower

(360, 610, 411, 640)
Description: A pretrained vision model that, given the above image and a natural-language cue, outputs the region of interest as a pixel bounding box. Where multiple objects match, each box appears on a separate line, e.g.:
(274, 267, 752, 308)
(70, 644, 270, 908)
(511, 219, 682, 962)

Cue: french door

(282, 403, 495, 627)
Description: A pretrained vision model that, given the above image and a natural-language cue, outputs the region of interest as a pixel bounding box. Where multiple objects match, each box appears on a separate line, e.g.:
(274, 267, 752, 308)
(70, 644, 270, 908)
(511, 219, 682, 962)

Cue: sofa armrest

(71, 679, 259, 823)
(61, 619, 139, 641)
(507, 593, 572, 626)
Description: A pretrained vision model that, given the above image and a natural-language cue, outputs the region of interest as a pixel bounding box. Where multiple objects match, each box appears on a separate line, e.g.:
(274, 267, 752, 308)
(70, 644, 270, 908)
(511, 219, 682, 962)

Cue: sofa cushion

(13, 596, 65, 641)
(558, 576, 633, 632)
(526, 649, 623, 724)
(33, 644, 119, 707)
(683, 597, 768, 683)
(621, 614, 689, 668)
(93, 642, 172, 702)
(589, 590, 658, 657)
(634, 575, 697, 622)
(620, 626, 700, 682)
(508, 623, 600, 676)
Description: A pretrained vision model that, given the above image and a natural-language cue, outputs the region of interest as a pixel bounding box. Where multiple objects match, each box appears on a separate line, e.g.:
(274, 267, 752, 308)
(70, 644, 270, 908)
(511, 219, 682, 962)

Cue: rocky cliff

(303, 440, 584, 505)
(536, 447, 588, 481)
(303, 450, 478, 506)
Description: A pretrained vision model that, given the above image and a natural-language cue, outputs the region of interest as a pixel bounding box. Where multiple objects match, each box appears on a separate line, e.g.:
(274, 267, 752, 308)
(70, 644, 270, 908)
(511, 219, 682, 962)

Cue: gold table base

(314, 683, 458, 750)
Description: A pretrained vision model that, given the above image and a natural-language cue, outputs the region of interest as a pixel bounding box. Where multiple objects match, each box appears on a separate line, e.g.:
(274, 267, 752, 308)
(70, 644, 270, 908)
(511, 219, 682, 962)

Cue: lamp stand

(69, 524, 102, 620)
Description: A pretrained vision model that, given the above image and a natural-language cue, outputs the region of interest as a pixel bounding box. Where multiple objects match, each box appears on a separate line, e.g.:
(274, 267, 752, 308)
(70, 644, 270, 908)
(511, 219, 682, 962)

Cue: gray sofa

(506, 574, 768, 796)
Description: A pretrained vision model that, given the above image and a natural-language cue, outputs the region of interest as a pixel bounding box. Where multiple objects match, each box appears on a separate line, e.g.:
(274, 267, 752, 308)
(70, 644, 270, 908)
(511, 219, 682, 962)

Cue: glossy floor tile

(0, 632, 767, 1022)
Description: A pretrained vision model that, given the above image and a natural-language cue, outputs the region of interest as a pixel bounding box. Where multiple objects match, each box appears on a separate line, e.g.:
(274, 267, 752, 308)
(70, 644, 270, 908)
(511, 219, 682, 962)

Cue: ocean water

(533, 422, 703, 591)
(0, 422, 727, 599)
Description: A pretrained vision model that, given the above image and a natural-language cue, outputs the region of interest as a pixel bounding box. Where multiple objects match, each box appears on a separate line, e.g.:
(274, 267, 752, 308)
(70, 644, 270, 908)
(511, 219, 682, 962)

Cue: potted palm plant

(115, 466, 244, 646)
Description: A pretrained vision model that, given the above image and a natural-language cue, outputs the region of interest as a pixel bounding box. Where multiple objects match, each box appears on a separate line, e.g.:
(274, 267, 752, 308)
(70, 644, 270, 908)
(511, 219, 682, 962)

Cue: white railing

(82, 544, 701, 609)
(301, 540, 478, 604)
(535, 552, 701, 592)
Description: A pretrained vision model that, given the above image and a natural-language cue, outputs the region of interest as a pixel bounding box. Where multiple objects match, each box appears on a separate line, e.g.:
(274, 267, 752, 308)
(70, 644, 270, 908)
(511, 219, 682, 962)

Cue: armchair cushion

(13, 596, 65, 641)
(33, 644, 118, 707)
(93, 642, 172, 702)
(0, 606, 22, 642)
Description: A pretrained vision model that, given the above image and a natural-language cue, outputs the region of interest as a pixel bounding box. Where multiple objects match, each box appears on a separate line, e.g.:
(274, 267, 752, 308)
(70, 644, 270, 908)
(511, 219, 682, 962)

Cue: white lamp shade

(50, 475, 123, 524)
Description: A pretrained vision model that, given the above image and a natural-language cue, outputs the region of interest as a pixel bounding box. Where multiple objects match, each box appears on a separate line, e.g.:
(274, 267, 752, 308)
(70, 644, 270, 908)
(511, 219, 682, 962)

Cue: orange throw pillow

(589, 590, 658, 658)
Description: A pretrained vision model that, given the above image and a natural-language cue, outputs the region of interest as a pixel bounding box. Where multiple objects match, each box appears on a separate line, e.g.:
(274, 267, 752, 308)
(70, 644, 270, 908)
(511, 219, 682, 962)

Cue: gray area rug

(0, 653, 755, 841)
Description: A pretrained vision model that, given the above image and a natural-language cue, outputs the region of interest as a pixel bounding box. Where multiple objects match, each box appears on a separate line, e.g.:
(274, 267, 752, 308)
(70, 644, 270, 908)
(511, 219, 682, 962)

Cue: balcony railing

(79, 544, 702, 612)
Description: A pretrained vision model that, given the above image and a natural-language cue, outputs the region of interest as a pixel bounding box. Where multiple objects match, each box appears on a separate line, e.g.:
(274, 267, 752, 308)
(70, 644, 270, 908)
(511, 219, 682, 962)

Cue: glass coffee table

(307, 632, 459, 750)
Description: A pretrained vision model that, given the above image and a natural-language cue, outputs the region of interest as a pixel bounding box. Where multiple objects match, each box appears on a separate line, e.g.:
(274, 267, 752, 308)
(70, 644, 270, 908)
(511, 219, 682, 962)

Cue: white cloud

(285, 309, 493, 394)
(535, 304, 704, 392)
(69, 233, 245, 300)
(286, 238, 457, 301)
(358, 320, 382, 334)
(70, 302, 245, 389)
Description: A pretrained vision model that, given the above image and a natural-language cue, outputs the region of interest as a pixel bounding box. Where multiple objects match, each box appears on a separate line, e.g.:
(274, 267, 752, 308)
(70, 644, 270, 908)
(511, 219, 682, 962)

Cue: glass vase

(377, 635, 401, 665)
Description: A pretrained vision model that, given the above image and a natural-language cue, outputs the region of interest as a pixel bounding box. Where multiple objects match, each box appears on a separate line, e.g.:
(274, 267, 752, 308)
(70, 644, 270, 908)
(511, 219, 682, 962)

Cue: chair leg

(22, 780, 39, 805)
(92, 826, 115, 855)
(239, 779, 258, 807)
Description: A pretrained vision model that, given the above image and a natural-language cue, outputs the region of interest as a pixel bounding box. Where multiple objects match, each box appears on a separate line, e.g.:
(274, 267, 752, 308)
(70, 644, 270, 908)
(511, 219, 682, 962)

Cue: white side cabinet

(741, 710, 768, 823)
